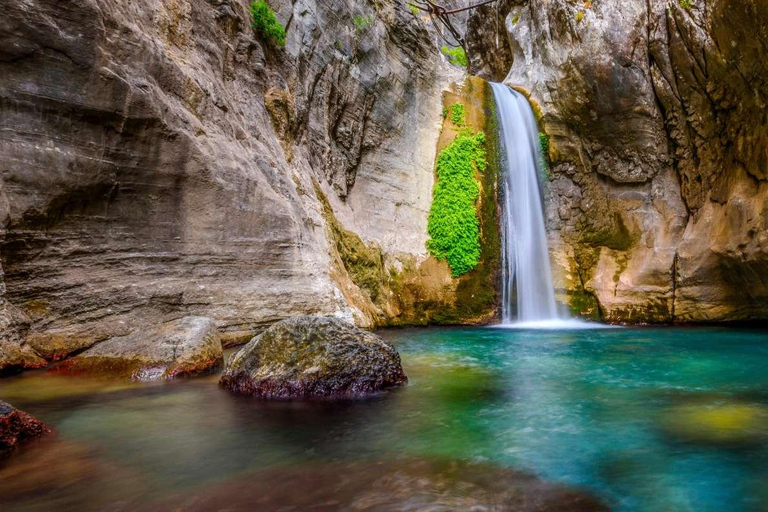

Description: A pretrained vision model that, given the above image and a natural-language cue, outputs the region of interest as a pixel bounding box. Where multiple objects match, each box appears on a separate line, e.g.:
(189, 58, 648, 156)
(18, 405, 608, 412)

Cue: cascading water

(491, 83, 559, 325)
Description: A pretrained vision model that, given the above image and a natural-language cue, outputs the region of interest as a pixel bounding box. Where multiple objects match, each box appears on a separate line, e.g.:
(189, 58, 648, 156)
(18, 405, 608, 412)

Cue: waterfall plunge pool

(1, 326, 768, 511)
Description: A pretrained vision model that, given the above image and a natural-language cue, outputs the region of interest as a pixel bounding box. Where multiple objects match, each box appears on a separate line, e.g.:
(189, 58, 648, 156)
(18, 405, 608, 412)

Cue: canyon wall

(0, 0, 499, 372)
(468, 0, 768, 323)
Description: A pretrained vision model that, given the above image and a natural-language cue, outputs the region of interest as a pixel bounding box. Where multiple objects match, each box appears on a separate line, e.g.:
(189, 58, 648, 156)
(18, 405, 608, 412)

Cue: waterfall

(491, 83, 559, 325)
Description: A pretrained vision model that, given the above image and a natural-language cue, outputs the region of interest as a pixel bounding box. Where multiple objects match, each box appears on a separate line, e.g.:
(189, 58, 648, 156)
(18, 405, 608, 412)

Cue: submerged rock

(662, 402, 768, 446)
(56, 316, 223, 381)
(220, 316, 407, 400)
(146, 459, 609, 511)
(0, 400, 51, 454)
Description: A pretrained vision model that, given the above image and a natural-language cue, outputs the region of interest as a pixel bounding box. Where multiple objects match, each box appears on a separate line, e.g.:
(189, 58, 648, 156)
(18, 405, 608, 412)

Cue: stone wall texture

(0, 0, 492, 371)
(467, 0, 768, 323)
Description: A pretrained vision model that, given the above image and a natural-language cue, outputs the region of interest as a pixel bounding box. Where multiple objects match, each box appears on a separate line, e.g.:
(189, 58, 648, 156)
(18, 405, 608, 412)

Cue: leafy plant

(679, 0, 692, 9)
(427, 130, 487, 277)
(511, 12, 520, 25)
(408, 4, 421, 16)
(575, 10, 585, 22)
(250, 1, 286, 47)
(538, 132, 551, 180)
(353, 15, 374, 31)
(441, 45, 468, 68)
(449, 103, 466, 126)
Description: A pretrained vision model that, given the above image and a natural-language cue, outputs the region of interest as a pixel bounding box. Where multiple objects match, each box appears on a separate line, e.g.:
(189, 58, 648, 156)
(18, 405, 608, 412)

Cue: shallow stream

(2, 326, 768, 511)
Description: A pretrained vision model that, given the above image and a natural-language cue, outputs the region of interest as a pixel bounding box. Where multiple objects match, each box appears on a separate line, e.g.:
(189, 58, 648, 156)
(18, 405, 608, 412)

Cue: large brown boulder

(220, 316, 407, 400)
(56, 316, 223, 381)
(0, 401, 51, 455)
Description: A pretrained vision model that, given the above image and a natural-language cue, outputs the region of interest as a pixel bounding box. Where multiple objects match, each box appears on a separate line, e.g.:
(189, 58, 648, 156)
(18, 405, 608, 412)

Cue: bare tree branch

(407, 0, 498, 47)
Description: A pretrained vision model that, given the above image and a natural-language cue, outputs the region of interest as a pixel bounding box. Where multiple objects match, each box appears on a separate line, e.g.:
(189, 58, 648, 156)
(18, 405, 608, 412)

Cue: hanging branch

(408, 0, 498, 47)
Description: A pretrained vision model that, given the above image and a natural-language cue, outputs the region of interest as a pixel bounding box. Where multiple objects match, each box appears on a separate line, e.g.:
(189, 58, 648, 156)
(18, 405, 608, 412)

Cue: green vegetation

(250, 1, 286, 47)
(353, 15, 374, 31)
(441, 46, 468, 68)
(449, 103, 466, 126)
(314, 182, 385, 303)
(679, 0, 692, 9)
(511, 12, 520, 25)
(408, 4, 421, 16)
(575, 10, 585, 22)
(427, 130, 487, 277)
(538, 132, 550, 180)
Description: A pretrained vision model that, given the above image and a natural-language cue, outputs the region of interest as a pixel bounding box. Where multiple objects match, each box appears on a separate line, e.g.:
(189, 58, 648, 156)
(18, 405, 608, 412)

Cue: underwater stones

(56, 316, 223, 381)
(662, 402, 768, 446)
(0, 401, 51, 455)
(220, 316, 407, 400)
(146, 459, 609, 511)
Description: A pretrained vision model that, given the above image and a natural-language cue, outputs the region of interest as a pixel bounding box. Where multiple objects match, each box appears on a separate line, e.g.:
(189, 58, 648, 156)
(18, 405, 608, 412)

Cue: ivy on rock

(427, 130, 486, 277)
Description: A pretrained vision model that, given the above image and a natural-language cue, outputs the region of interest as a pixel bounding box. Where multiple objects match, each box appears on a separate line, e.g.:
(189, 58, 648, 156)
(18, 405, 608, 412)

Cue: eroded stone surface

(220, 316, 407, 399)
(467, 0, 768, 323)
(57, 316, 223, 380)
(0, 0, 475, 360)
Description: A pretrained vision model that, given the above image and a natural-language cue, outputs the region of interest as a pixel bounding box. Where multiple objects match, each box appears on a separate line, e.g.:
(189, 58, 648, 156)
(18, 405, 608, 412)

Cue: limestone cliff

(0, 0, 500, 372)
(467, 0, 768, 323)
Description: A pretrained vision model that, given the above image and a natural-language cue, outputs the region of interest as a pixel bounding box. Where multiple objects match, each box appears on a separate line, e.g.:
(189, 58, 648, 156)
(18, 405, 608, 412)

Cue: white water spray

(491, 83, 559, 326)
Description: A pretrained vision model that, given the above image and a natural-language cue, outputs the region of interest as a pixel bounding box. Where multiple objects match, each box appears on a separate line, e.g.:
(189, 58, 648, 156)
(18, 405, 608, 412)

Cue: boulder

(57, 316, 223, 381)
(0, 341, 47, 374)
(0, 401, 51, 454)
(220, 316, 407, 400)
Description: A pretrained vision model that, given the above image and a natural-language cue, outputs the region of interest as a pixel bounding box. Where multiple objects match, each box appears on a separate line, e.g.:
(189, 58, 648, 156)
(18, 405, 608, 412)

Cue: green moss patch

(427, 130, 487, 277)
(538, 132, 551, 181)
(449, 103, 466, 126)
(314, 183, 385, 303)
(441, 46, 468, 68)
(250, 1, 286, 47)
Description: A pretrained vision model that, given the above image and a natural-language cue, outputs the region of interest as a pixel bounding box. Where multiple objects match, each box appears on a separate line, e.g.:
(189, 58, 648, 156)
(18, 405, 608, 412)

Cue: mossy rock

(661, 402, 768, 446)
(220, 316, 407, 400)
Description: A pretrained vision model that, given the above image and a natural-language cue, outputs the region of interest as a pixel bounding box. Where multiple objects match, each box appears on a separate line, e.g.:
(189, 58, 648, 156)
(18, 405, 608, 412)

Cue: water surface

(2, 326, 768, 511)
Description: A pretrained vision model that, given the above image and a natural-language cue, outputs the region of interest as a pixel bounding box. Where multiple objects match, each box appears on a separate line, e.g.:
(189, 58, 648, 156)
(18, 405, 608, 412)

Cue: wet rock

(467, 0, 768, 323)
(0, 0, 462, 350)
(146, 459, 609, 511)
(220, 316, 407, 400)
(0, 400, 51, 454)
(57, 316, 223, 381)
(0, 340, 47, 374)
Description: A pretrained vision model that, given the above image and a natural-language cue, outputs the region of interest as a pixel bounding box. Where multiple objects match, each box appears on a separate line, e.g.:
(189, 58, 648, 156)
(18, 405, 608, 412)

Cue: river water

(2, 326, 768, 511)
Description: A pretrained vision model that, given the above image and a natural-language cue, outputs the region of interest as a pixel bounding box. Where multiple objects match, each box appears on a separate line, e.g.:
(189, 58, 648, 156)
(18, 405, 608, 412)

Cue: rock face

(220, 316, 407, 399)
(0, 0, 500, 366)
(57, 316, 223, 380)
(0, 401, 51, 454)
(467, 0, 768, 323)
